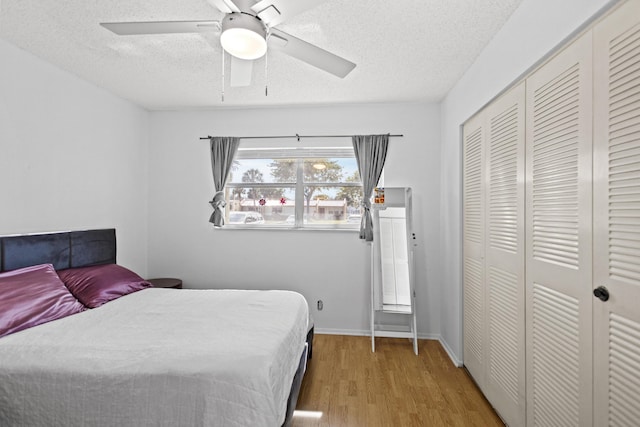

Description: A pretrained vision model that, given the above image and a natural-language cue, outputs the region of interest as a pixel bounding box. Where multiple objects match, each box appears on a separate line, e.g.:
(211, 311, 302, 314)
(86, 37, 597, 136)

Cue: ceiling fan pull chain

(265, 45, 269, 97)
(221, 49, 225, 102)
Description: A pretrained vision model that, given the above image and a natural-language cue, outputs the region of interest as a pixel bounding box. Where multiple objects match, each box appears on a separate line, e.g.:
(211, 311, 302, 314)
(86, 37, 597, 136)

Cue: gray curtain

(352, 134, 389, 241)
(209, 136, 241, 227)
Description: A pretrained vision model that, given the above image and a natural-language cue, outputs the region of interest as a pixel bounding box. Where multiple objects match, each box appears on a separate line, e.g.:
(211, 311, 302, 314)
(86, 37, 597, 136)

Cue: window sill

(215, 225, 360, 233)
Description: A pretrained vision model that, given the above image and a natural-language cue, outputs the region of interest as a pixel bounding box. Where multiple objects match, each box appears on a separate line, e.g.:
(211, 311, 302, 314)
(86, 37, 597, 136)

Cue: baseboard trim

(315, 328, 370, 336)
(438, 336, 463, 367)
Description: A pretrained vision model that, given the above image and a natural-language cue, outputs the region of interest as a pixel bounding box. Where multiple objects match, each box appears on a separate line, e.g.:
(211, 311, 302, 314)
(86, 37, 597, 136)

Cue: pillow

(57, 264, 151, 308)
(0, 264, 86, 338)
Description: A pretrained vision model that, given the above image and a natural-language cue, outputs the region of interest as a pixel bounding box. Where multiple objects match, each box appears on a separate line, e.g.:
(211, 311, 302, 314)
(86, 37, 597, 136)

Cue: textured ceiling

(0, 0, 524, 110)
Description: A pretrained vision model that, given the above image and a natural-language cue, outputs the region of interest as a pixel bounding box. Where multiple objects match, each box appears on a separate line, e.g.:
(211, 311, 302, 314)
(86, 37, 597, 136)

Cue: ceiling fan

(100, 0, 356, 88)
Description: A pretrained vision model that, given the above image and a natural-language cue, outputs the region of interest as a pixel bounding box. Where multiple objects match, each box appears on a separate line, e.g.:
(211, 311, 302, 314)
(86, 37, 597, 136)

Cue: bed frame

(0, 228, 310, 427)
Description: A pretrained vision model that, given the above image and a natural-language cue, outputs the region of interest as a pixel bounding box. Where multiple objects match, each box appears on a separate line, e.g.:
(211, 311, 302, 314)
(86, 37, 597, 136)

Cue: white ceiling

(0, 0, 524, 111)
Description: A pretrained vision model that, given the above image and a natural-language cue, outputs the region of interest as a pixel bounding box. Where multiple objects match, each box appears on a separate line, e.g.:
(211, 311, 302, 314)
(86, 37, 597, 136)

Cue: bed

(0, 229, 311, 427)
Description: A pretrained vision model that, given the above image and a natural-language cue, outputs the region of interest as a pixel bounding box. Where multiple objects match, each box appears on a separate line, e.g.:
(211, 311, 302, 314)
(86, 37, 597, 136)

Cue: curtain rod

(199, 134, 403, 141)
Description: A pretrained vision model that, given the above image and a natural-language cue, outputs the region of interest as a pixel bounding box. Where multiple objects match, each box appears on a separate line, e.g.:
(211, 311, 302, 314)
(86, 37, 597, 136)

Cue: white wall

(147, 103, 442, 336)
(0, 39, 150, 274)
(439, 0, 616, 363)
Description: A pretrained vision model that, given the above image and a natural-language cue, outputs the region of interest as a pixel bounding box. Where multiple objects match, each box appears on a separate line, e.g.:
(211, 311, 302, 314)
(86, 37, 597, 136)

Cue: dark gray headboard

(0, 229, 116, 272)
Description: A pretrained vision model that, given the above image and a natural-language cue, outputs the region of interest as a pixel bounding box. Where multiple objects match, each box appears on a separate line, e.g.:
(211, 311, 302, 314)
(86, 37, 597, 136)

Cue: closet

(462, 1, 640, 425)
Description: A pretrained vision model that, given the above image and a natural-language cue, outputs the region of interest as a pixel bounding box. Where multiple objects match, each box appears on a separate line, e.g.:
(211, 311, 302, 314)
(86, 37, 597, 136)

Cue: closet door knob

(593, 286, 610, 302)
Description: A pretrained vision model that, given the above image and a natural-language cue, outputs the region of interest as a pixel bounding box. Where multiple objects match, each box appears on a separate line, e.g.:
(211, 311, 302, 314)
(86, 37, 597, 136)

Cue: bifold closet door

(463, 83, 525, 427)
(463, 113, 485, 385)
(483, 83, 526, 427)
(593, 1, 640, 424)
(525, 32, 593, 426)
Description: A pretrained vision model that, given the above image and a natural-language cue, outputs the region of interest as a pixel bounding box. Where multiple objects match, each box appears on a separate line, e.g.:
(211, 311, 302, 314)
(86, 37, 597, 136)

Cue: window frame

(224, 143, 363, 230)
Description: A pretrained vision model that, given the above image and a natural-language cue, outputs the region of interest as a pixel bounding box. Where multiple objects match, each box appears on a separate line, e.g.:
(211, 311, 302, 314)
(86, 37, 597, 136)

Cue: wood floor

(292, 334, 503, 427)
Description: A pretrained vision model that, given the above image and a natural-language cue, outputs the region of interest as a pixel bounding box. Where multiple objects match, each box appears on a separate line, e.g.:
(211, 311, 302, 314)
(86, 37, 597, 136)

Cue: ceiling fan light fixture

(220, 13, 267, 60)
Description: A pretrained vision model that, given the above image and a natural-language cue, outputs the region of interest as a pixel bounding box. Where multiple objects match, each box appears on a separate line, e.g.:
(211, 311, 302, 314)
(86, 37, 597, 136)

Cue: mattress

(0, 288, 309, 427)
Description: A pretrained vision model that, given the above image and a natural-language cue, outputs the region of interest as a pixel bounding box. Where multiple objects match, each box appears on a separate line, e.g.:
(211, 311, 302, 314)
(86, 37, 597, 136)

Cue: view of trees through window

(225, 151, 364, 228)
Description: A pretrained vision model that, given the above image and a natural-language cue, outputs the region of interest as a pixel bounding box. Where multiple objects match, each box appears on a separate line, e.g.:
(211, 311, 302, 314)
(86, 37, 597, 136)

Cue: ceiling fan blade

(230, 56, 253, 87)
(207, 0, 241, 14)
(268, 29, 356, 78)
(100, 21, 220, 36)
(251, 0, 325, 27)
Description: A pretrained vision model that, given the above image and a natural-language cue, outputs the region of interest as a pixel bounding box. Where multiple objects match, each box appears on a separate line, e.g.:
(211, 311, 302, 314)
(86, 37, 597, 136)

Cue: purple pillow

(0, 264, 86, 338)
(57, 264, 151, 308)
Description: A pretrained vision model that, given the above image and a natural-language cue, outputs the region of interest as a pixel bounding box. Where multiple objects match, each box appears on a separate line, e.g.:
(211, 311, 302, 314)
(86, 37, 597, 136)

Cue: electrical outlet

(317, 300, 323, 311)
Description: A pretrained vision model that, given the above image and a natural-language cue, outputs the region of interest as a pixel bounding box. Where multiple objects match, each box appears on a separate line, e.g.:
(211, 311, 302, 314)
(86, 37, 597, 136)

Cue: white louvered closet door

(483, 83, 526, 427)
(593, 1, 640, 425)
(525, 32, 593, 427)
(463, 83, 525, 427)
(463, 113, 485, 386)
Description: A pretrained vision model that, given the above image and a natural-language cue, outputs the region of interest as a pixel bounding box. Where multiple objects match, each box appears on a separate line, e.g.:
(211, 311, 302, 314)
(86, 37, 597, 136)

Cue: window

(224, 138, 363, 229)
